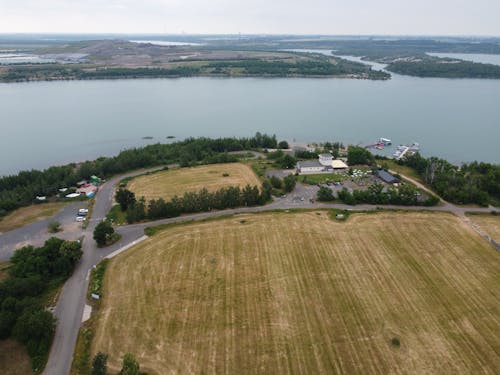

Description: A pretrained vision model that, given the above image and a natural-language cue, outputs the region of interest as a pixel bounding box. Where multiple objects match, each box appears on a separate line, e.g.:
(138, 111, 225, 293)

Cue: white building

(318, 153, 333, 166)
(296, 160, 325, 173)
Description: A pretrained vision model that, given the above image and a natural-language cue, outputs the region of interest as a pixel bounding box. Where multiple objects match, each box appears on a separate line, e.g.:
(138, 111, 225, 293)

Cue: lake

(427, 53, 500, 66)
(1, 65, 499, 175)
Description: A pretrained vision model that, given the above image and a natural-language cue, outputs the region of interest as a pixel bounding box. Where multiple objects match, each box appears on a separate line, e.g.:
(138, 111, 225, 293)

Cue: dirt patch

(0, 339, 33, 375)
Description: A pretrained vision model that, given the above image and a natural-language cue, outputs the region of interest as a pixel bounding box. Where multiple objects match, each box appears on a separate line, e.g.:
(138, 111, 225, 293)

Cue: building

(296, 160, 325, 174)
(319, 153, 333, 166)
(377, 170, 399, 184)
(331, 159, 348, 171)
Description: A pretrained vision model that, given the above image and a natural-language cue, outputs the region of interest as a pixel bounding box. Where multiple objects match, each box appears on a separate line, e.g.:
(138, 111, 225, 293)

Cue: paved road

(0, 166, 492, 375)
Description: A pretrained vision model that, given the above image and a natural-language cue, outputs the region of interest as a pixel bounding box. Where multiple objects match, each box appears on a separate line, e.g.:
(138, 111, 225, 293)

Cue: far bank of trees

(387, 59, 500, 79)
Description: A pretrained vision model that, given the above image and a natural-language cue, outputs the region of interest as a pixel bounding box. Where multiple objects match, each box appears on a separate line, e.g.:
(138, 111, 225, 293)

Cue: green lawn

(299, 173, 347, 184)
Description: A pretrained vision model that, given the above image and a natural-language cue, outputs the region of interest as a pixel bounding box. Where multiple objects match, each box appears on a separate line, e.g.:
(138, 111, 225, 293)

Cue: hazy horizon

(1, 0, 499, 36)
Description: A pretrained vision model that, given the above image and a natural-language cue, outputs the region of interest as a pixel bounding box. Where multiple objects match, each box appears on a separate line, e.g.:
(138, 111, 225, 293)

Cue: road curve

(37, 167, 498, 375)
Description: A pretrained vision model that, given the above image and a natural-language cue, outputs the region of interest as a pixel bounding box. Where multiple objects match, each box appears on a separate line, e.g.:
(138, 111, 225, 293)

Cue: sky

(1, 0, 499, 36)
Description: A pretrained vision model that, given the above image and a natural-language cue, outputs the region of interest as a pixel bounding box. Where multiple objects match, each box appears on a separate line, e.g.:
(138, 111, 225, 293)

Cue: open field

(468, 213, 500, 243)
(92, 211, 500, 374)
(0, 202, 66, 233)
(379, 160, 423, 182)
(0, 339, 33, 375)
(127, 163, 261, 201)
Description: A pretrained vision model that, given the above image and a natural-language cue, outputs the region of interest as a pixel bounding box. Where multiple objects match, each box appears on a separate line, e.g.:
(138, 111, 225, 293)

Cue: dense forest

(0, 133, 278, 216)
(386, 59, 500, 78)
(399, 153, 500, 206)
(0, 238, 82, 372)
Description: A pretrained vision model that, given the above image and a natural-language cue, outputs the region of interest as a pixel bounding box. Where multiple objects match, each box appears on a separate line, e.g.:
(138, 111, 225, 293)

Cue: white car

(78, 208, 89, 214)
(76, 216, 86, 222)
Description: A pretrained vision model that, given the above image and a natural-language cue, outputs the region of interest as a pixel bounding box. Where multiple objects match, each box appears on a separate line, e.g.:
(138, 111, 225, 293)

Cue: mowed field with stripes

(127, 163, 261, 202)
(93, 211, 500, 374)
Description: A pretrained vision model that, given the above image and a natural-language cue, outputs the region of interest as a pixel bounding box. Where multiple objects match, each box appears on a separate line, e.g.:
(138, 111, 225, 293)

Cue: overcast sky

(1, 0, 499, 36)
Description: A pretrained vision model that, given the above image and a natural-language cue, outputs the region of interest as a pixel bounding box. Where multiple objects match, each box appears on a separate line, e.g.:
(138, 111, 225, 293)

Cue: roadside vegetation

(92, 211, 500, 374)
(398, 153, 500, 206)
(0, 238, 82, 373)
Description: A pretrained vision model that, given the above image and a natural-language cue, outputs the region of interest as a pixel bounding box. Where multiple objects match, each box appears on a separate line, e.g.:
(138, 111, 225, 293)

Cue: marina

(365, 138, 420, 160)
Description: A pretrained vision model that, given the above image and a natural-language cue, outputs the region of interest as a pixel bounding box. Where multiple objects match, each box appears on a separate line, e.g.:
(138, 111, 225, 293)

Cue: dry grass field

(0, 339, 33, 375)
(468, 214, 500, 243)
(93, 212, 500, 375)
(127, 163, 261, 202)
(0, 202, 66, 233)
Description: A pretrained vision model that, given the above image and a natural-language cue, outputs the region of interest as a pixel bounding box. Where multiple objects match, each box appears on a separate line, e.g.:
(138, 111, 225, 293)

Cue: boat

(379, 137, 392, 145)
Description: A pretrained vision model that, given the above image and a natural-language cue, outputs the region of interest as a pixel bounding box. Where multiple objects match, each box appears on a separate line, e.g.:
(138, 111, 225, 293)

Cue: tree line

(0, 238, 82, 372)
(398, 153, 500, 206)
(0, 133, 279, 217)
(118, 183, 269, 224)
(387, 59, 500, 79)
(208, 59, 390, 79)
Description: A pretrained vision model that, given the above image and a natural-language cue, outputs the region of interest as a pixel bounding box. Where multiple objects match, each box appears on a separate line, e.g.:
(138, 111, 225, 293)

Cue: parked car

(76, 216, 86, 222)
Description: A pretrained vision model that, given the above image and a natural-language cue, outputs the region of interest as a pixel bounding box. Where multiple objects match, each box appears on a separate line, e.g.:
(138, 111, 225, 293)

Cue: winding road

(0, 166, 496, 375)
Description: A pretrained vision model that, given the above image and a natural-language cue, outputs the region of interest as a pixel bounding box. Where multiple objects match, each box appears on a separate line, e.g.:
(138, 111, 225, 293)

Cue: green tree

(278, 154, 297, 169)
(270, 175, 283, 189)
(13, 308, 56, 363)
(126, 197, 147, 224)
(278, 140, 289, 149)
(93, 221, 114, 247)
(115, 188, 136, 211)
(283, 174, 296, 193)
(91, 352, 108, 375)
(59, 240, 83, 266)
(317, 186, 335, 201)
(347, 146, 374, 166)
(119, 353, 140, 375)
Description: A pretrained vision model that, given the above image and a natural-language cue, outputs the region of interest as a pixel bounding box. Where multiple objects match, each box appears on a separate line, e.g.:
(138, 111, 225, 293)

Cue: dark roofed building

(377, 170, 399, 184)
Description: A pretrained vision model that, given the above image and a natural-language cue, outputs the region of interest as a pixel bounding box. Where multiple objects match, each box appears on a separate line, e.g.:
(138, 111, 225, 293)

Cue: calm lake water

(427, 53, 500, 66)
(1, 63, 499, 175)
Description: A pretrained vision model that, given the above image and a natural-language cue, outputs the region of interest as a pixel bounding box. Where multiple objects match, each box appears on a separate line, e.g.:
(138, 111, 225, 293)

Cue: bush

(317, 186, 335, 201)
(391, 337, 401, 347)
(47, 221, 61, 233)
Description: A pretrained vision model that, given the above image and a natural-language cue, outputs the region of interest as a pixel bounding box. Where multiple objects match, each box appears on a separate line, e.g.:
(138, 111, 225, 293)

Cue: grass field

(0, 203, 66, 233)
(0, 339, 33, 375)
(468, 213, 500, 243)
(127, 163, 261, 202)
(93, 211, 500, 374)
(379, 159, 423, 182)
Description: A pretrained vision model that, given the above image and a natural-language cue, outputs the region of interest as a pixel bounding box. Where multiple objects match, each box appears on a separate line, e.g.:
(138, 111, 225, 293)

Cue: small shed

(377, 170, 399, 184)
